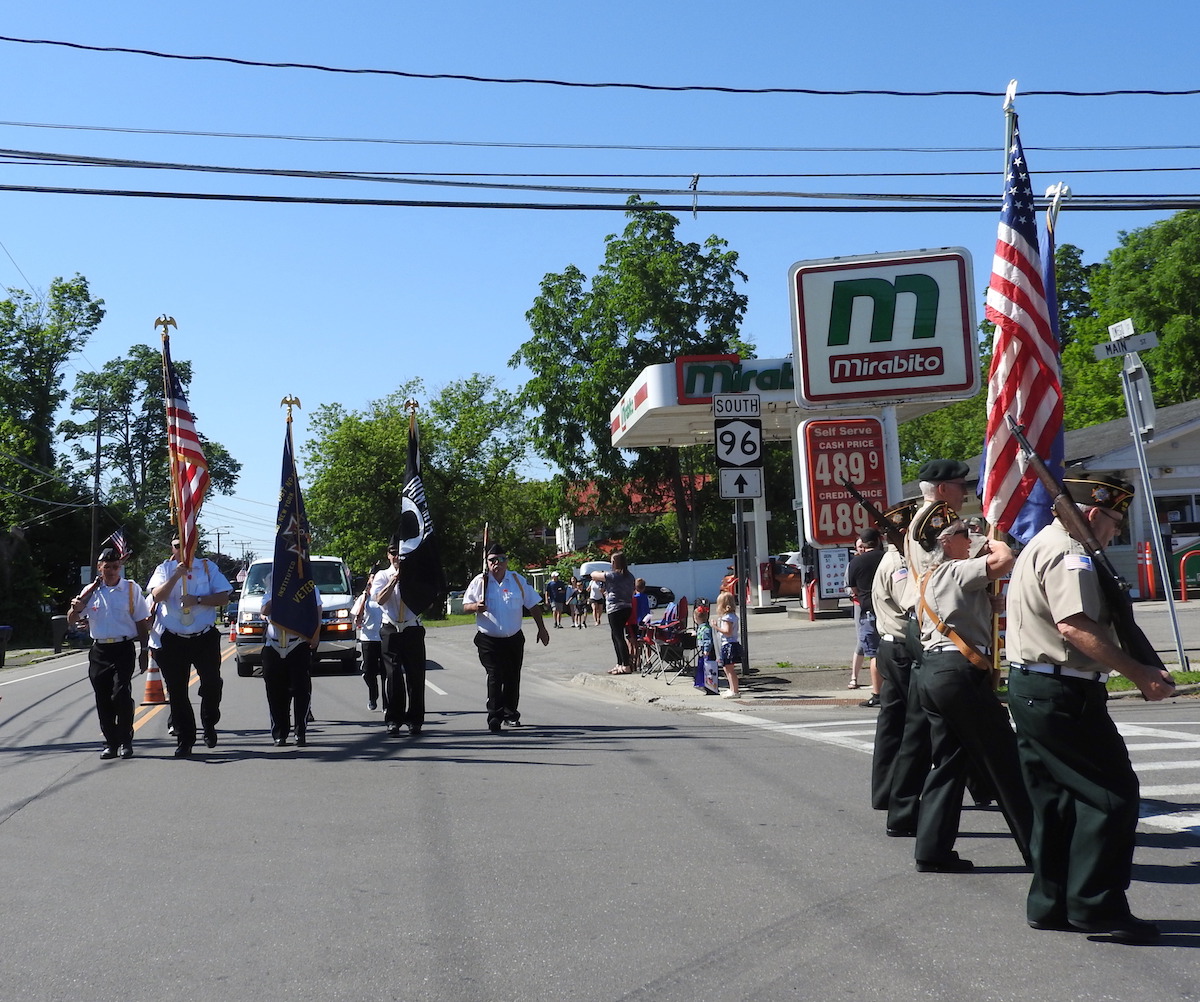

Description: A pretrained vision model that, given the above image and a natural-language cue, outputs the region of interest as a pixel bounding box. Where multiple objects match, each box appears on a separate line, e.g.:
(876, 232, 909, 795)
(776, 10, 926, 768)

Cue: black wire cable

(3, 35, 1200, 97)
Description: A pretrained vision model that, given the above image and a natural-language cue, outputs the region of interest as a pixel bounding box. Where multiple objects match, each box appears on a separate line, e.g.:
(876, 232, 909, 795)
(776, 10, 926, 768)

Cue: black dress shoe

(916, 853, 973, 873)
(504, 717, 522, 727)
(408, 725, 422, 736)
(100, 746, 118, 760)
(886, 827, 916, 838)
(294, 732, 307, 747)
(203, 728, 218, 749)
(174, 745, 192, 758)
(119, 744, 133, 759)
(273, 738, 288, 747)
(1070, 915, 1160, 942)
(1028, 917, 1079, 932)
(387, 723, 401, 737)
(489, 723, 502, 734)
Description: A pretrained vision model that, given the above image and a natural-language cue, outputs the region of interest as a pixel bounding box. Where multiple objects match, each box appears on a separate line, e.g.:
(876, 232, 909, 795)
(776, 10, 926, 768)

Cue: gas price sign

(797, 417, 888, 546)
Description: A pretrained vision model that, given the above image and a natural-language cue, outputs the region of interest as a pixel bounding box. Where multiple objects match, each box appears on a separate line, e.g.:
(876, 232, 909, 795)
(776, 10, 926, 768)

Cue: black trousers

(88, 641, 136, 749)
(608, 607, 632, 666)
(474, 631, 524, 728)
(360, 639, 385, 707)
(157, 627, 223, 750)
(871, 638, 913, 810)
(382, 624, 427, 729)
(914, 649, 1032, 864)
(1009, 668, 1140, 925)
(261, 643, 312, 742)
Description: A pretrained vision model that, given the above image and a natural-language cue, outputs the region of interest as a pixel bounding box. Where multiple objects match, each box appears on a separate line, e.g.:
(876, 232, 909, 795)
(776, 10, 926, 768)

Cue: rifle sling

(918, 569, 992, 673)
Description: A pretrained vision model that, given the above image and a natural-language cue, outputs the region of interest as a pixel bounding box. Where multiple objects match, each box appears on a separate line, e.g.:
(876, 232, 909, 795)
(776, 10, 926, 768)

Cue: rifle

(839, 478, 905, 550)
(1005, 415, 1166, 673)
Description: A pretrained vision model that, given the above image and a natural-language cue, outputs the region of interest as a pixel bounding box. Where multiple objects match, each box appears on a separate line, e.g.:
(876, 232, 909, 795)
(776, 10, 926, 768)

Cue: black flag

(271, 419, 320, 641)
(392, 413, 445, 615)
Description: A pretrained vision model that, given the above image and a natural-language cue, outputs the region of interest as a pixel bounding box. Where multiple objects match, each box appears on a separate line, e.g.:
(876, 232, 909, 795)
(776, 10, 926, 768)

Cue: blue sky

(2, 1, 1196, 560)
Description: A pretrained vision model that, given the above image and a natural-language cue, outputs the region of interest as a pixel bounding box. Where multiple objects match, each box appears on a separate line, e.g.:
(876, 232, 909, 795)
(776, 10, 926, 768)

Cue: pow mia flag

(391, 412, 446, 616)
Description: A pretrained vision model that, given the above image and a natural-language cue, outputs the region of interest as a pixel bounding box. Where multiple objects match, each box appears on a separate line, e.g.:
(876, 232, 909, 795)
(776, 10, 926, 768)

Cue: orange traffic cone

(141, 659, 168, 706)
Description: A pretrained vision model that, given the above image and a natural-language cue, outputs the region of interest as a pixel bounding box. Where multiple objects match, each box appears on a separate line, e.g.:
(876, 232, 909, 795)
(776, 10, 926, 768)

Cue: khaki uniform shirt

(902, 500, 939, 612)
(1006, 520, 1112, 670)
(871, 546, 910, 638)
(916, 555, 992, 653)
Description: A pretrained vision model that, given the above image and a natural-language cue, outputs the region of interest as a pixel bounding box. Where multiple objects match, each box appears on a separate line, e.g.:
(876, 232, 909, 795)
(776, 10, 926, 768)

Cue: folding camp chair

(654, 597, 698, 684)
(638, 601, 676, 676)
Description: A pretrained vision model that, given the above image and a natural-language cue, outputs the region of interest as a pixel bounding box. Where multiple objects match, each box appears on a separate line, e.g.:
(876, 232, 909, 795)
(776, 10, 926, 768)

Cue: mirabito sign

(789, 248, 978, 408)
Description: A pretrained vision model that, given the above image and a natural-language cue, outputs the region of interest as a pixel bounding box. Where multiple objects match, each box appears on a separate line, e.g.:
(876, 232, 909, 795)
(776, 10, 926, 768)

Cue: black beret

(917, 459, 970, 483)
(1064, 476, 1135, 515)
(911, 501, 959, 551)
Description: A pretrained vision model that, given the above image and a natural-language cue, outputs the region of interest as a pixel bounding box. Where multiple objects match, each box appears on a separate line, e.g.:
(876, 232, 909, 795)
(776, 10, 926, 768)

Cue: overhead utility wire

(3, 183, 1197, 212)
(5, 148, 1199, 186)
(4, 120, 1200, 156)
(3, 36, 1199, 97)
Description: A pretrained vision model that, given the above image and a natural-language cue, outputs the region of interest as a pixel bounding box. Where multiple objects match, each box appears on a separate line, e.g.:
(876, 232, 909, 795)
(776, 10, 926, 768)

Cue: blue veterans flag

(392, 412, 445, 616)
(270, 420, 320, 641)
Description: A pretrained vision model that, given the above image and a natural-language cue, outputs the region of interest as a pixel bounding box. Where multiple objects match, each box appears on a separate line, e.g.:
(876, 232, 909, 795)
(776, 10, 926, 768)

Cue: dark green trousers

(1008, 668, 1140, 925)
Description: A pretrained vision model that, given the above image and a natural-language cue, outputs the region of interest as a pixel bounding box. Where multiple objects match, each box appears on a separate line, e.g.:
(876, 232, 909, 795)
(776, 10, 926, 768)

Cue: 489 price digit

(813, 450, 878, 486)
(817, 501, 872, 540)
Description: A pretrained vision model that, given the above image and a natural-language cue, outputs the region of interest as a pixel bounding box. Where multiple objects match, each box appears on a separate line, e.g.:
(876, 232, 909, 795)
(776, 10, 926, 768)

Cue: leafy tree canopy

(511, 197, 754, 557)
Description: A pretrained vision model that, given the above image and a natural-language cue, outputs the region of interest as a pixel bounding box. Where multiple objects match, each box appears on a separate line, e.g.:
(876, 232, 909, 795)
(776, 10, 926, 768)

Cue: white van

(233, 555, 358, 676)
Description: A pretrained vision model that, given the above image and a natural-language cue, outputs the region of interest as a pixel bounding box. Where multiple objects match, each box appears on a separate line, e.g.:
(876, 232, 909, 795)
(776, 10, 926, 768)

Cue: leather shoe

(915, 853, 973, 873)
(203, 728, 218, 749)
(885, 827, 916, 838)
(1070, 915, 1160, 943)
(294, 731, 307, 747)
(100, 746, 118, 760)
(489, 723, 502, 734)
(174, 745, 192, 758)
(1028, 917, 1079, 932)
(408, 725, 422, 736)
(119, 744, 133, 759)
(273, 738, 288, 747)
(387, 723, 400, 737)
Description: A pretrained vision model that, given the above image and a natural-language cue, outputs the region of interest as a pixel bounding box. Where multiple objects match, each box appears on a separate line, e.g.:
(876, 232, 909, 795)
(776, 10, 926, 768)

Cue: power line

(4, 119, 1200, 156)
(3, 182, 1198, 212)
(3, 36, 1200, 97)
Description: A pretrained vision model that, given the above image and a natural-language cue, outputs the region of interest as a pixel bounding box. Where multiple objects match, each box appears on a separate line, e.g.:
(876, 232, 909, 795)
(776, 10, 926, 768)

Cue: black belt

(95, 636, 134, 645)
(165, 626, 215, 639)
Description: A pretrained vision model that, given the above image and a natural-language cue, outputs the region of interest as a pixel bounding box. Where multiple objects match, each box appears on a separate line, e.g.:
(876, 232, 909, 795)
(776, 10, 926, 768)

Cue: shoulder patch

(1064, 554, 1093, 572)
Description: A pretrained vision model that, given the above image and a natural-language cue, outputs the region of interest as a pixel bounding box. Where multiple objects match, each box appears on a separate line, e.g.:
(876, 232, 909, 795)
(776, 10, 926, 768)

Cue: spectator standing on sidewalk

(594, 552, 636, 675)
(846, 529, 886, 707)
(715, 591, 742, 698)
(544, 571, 568, 629)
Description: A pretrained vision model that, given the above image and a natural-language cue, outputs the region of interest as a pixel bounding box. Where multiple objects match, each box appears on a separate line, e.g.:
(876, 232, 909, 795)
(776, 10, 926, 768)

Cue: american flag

(162, 340, 210, 567)
(104, 527, 132, 561)
(980, 117, 1063, 543)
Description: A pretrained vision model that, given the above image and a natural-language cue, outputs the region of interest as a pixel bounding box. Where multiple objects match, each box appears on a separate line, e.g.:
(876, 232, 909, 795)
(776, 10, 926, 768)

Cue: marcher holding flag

(260, 397, 321, 747)
(371, 402, 445, 738)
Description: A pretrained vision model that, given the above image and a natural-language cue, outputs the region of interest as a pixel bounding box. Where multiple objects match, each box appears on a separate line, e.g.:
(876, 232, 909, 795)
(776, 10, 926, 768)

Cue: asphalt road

(1, 629, 1198, 1002)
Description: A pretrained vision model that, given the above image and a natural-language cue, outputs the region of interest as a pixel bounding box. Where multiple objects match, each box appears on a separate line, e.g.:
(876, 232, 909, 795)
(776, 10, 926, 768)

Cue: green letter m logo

(827, 274, 939, 346)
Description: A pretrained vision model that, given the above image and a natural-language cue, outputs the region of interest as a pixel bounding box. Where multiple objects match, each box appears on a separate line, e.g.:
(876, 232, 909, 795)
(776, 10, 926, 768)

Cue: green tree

(0, 276, 105, 470)
(511, 198, 753, 559)
(58, 344, 242, 549)
(304, 375, 547, 589)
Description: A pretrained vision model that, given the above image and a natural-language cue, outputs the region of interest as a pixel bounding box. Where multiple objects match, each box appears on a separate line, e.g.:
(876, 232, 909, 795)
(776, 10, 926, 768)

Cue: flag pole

(157, 315, 180, 551)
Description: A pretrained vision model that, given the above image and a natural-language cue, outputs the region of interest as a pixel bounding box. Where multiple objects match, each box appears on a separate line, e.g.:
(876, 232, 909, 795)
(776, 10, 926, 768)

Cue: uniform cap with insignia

(1064, 476, 1135, 515)
(883, 496, 922, 534)
(917, 459, 971, 483)
(912, 501, 959, 552)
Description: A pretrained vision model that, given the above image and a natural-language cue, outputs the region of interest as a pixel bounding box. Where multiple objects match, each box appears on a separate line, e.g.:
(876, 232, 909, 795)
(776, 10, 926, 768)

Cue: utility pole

(211, 525, 232, 558)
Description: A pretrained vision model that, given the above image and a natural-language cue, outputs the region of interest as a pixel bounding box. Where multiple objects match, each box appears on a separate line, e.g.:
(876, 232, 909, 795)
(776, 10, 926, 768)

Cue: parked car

(233, 556, 358, 676)
(222, 589, 241, 626)
(576, 561, 674, 610)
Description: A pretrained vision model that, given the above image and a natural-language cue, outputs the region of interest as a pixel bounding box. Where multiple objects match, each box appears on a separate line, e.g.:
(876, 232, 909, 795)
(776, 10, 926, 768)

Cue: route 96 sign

(797, 417, 887, 546)
(714, 417, 763, 468)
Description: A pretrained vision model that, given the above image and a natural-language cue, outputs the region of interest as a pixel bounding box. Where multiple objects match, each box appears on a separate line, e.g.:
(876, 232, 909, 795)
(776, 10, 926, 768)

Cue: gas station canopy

(610, 354, 941, 450)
